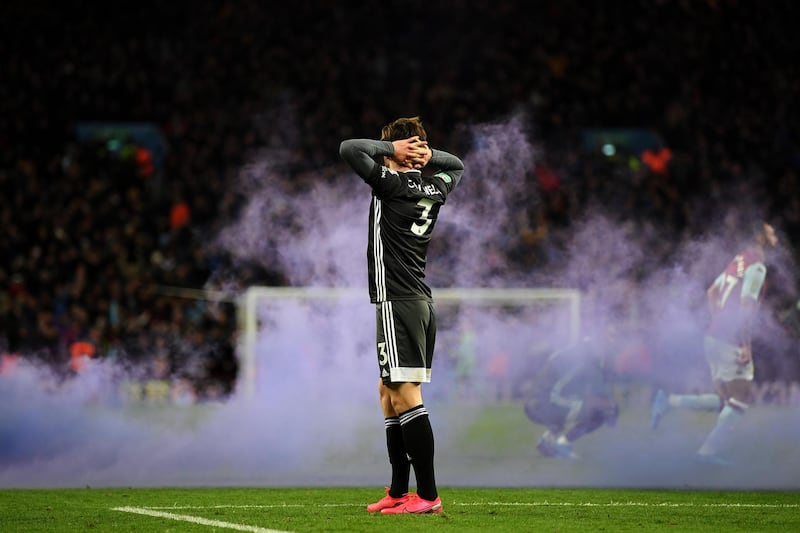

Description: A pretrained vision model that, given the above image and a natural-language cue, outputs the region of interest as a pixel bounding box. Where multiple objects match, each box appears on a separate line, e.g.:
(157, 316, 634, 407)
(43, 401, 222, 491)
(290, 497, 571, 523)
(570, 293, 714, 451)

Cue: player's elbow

(451, 169, 465, 186)
(338, 140, 354, 161)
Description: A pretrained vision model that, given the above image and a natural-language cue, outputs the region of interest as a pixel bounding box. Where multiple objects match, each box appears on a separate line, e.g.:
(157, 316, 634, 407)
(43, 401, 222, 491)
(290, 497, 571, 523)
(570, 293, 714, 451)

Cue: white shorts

(703, 335, 754, 383)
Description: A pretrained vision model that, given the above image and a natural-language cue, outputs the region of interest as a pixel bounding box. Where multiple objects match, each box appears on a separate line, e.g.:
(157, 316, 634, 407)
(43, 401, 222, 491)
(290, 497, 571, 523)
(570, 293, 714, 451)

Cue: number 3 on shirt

(411, 198, 435, 236)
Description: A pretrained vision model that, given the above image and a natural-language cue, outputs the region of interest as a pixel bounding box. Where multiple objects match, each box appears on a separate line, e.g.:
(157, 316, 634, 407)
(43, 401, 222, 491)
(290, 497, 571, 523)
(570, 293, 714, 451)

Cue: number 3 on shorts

(378, 341, 388, 365)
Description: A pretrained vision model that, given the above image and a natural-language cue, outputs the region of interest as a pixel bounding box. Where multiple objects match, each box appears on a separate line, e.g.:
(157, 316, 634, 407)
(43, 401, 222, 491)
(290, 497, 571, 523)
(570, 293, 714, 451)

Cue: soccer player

(339, 117, 464, 515)
(523, 324, 619, 460)
(650, 221, 779, 465)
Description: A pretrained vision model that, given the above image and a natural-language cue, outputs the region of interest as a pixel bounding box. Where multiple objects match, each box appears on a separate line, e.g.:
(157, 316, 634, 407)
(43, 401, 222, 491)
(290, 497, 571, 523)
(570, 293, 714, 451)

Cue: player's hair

(749, 219, 769, 241)
(381, 116, 427, 142)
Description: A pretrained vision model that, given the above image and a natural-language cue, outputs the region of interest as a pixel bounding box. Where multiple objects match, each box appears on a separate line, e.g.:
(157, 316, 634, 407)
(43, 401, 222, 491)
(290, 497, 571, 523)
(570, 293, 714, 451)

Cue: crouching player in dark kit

(523, 325, 620, 460)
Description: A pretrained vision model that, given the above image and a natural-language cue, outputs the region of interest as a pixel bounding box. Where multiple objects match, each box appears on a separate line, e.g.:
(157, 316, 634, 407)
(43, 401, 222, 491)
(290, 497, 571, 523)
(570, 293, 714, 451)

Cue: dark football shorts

(524, 395, 617, 434)
(375, 299, 436, 384)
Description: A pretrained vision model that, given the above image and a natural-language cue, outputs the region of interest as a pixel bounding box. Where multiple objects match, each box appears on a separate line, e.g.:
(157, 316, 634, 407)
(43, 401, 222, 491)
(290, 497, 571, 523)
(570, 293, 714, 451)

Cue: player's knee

(380, 396, 395, 417)
(726, 396, 750, 414)
(390, 395, 417, 414)
(378, 381, 396, 416)
(386, 384, 422, 414)
(725, 380, 754, 409)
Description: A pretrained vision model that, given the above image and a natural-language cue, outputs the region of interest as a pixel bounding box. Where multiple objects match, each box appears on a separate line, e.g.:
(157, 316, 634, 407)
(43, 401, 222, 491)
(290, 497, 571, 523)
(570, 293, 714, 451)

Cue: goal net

(236, 287, 581, 400)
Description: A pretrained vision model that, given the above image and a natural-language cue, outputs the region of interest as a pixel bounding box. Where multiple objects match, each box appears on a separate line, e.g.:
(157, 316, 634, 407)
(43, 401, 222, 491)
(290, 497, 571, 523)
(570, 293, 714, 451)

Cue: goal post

(236, 286, 581, 398)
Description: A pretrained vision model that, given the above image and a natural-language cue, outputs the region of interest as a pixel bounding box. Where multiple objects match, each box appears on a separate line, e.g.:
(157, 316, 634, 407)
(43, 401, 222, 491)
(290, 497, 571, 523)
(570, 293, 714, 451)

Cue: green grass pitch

(1, 486, 799, 532)
(2, 389, 799, 531)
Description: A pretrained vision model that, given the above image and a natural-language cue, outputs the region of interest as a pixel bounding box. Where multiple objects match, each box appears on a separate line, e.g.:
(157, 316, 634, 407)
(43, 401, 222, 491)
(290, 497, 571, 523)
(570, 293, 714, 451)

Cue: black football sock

(385, 417, 410, 497)
(399, 405, 437, 501)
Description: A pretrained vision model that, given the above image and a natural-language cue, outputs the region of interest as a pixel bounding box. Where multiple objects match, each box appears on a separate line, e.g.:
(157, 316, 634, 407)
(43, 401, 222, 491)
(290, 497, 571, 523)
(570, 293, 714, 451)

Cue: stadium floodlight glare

(236, 286, 581, 398)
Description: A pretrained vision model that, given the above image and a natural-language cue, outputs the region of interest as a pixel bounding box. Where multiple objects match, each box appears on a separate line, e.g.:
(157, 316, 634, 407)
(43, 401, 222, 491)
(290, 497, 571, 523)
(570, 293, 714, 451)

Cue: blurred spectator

(0, 0, 799, 394)
(487, 351, 511, 401)
(68, 340, 96, 373)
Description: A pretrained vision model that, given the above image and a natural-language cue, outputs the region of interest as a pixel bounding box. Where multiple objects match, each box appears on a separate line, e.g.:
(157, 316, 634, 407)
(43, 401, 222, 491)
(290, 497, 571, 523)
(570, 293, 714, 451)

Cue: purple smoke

(2, 113, 799, 489)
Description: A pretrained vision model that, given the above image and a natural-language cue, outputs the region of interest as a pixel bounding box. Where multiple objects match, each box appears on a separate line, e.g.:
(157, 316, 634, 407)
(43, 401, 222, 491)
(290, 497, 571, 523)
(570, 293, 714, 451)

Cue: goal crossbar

(237, 286, 581, 397)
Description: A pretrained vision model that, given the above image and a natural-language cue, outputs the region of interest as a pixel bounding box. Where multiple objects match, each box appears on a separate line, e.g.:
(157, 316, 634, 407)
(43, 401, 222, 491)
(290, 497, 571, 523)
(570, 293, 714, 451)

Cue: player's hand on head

(392, 136, 430, 168)
(414, 142, 432, 169)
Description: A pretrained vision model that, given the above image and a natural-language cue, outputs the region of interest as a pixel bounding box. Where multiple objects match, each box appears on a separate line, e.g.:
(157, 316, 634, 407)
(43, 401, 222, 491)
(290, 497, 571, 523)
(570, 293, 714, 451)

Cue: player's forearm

(429, 149, 464, 172)
(429, 149, 464, 186)
(339, 139, 394, 178)
(739, 298, 758, 343)
(739, 318, 755, 349)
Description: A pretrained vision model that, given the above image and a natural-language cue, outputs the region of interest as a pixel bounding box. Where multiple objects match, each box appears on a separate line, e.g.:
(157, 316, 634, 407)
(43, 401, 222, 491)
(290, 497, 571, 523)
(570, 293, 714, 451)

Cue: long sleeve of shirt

(340, 138, 464, 186)
(339, 138, 394, 180)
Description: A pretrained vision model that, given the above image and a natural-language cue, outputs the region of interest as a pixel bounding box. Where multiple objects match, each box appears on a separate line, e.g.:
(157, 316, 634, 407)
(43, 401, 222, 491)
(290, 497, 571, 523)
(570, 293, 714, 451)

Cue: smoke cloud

(2, 112, 799, 489)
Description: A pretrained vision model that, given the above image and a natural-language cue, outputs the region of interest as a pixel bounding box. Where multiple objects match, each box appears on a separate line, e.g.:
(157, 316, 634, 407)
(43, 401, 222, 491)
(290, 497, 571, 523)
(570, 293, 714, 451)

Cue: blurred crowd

(1, 0, 799, 397)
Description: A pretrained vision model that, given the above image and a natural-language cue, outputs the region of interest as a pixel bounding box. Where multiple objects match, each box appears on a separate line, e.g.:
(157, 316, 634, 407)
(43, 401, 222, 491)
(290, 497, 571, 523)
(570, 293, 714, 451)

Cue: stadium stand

(1, 0, 798, 398)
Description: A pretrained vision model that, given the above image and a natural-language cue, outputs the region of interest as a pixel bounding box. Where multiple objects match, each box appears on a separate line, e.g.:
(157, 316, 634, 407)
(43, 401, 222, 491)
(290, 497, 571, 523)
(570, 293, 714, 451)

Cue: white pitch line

(111, 506, 294, 533)
(143, 501, 800, 510)
(453, 501, 800, 508)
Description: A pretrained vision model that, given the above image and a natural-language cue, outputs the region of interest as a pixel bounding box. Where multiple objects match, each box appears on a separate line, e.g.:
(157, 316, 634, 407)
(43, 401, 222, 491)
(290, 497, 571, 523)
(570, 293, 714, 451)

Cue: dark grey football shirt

(339, 139, 464, 303)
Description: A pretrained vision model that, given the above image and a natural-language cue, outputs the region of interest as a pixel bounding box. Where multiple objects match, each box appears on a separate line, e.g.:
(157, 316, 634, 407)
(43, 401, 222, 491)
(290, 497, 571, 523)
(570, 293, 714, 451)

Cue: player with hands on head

(339, 116, 464, 514)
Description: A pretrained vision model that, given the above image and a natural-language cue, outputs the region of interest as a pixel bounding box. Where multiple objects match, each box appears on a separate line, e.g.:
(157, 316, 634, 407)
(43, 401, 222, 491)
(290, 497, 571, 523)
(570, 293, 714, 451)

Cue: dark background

(2, 0, 799, 396)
